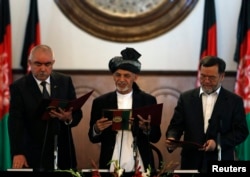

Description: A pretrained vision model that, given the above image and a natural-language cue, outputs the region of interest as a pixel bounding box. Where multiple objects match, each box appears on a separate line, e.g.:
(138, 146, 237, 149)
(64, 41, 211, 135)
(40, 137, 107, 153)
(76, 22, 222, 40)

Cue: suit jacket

(8, 72, 82, 171)
(88, 83, 161, 170)
(166, 87, 249, 171)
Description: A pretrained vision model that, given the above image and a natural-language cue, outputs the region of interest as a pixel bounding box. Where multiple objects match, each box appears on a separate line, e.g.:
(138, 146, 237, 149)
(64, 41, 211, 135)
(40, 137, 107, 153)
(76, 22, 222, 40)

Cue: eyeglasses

(200, 74, 218, 81)
(32, 61, 53, 67)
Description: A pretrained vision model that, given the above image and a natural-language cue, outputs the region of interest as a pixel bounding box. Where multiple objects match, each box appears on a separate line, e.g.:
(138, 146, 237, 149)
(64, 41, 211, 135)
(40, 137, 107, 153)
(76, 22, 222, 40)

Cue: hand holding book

(103, 109, 131, 130)
(166, 138, 204, 149)
(136, 114, 151, 133)
(132, 103, 163, 125)
(103, 103, 163, 131)
(37, 90, 94, 120)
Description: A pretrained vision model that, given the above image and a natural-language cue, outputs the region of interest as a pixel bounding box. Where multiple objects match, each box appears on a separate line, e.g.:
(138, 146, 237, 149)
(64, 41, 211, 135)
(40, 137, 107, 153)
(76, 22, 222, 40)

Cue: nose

(119, 75, 125, 81)
(203, 77, 210, 82)
(39, 65, 48, 72)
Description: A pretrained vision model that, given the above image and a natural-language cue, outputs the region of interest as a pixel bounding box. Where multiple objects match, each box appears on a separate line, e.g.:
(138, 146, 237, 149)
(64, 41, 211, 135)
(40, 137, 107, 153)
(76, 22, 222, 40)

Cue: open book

(166, 138, 204, 149)
(132, 103, 163, 125)
(103, 103, 163, 131)
(37, 90, 94, 120)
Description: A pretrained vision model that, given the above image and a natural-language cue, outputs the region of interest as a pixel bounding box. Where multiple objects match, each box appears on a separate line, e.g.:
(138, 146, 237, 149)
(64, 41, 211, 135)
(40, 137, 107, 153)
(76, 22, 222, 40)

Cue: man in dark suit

(165, 56, 249, 172)
(88, 48, 161, 172)
(8, 44, 82, 171)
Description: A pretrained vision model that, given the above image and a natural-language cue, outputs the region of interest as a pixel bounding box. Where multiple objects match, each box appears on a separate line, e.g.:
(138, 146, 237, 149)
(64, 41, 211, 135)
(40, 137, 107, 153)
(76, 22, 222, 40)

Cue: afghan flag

(20, 0, 40, 74)
(234, 0, 250, 161)
(0, 0, 12, 170)
(196, 0, 217, 86)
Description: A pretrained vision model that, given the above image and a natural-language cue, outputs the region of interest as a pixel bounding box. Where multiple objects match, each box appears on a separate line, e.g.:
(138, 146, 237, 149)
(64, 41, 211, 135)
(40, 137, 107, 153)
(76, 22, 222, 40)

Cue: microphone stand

(133, 136, 138, 171)
(54, 134, 58, 170)
(53, 118, 60, 170)
(217, 119, 222, 161)
(132, 118, 139, 171)
(38, 121, 49, 172)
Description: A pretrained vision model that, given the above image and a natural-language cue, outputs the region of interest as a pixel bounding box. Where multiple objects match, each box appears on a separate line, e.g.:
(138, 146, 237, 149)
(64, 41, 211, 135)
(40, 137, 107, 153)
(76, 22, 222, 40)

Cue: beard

(116, 85, 130, 93)
(202, 84, 220, 94)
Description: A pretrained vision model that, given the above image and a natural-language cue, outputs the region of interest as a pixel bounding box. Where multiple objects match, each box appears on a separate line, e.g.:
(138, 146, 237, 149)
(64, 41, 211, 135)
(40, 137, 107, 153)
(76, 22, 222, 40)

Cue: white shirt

(109, 91, 145, 172)
(200, 87, 220, 133)
(34, 76, 51, 96)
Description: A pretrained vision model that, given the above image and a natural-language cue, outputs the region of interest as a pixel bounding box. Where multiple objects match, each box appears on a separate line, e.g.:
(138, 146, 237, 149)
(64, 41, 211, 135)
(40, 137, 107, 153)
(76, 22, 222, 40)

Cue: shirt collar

(33, 76, 51, 85)
(116, 90, 133, 98)
(199, 86, 221, 97)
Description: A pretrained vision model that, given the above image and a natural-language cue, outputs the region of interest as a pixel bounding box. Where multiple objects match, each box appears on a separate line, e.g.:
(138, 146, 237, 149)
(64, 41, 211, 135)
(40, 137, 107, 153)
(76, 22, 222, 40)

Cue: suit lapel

(209, 88, 227, 129)
(50, 73, 60, 98)
(192, 89, 204, 120)
(132, 90, 145, 108)
(191, 89, 206, 136)
(211, 87, 227, 117)
(206, 87, 227, 140)
(109, 91, 118, 108)
(26, 73, 43, 100)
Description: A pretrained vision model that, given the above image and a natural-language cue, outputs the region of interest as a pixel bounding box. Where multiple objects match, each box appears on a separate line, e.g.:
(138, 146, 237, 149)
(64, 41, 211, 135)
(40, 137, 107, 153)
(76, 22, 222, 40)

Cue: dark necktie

(41, 81, 50, 99)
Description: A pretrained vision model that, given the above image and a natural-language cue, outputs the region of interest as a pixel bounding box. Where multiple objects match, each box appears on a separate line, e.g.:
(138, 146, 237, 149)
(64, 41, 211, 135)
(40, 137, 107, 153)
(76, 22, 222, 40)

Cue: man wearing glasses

(165, 56, 249, 172)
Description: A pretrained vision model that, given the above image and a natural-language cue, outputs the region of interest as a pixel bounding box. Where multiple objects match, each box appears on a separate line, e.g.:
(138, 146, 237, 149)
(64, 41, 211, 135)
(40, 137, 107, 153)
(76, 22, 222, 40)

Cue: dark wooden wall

(13, 70, 236, 170)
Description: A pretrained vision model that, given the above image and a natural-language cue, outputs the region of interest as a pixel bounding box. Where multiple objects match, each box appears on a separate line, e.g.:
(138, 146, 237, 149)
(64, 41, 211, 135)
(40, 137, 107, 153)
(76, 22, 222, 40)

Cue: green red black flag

(199, 0, 217, 58)
(0, 0, 12, 170)
(196, 0, 217, 86)
(0, 0, 12, 78)
(234, 0, 250, 161)
(0, 0, 12, 116)
(20, 0, 40, 74)
(234, 0, 250, 64)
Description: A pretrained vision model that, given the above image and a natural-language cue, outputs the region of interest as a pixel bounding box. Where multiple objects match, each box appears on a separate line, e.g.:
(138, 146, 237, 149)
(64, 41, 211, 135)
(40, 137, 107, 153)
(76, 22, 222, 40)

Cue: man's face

(28, 49, 55, 81)
(113, 69, 138, 94)
(199, 65, 224, 94)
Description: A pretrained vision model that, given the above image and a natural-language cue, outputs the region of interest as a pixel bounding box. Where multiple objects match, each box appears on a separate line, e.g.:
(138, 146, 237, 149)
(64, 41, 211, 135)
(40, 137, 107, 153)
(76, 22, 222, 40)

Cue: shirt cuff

(93, 125, 102, 136)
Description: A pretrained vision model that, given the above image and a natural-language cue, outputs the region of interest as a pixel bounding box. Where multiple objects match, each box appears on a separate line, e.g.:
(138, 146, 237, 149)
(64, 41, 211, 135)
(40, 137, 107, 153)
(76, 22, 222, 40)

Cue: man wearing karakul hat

(88, 47, 161, 172)
(109, 47, 141, 74)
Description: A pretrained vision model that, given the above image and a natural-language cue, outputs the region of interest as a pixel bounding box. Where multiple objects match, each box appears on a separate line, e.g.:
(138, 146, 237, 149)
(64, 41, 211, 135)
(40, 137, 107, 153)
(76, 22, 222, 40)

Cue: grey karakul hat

(109, 47, 141, 73)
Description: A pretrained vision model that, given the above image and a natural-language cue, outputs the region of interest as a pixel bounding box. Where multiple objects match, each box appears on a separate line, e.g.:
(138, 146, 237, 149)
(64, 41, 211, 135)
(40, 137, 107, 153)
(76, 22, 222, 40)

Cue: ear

(134, 74, 138, 81)
(220, 73, 225, 81)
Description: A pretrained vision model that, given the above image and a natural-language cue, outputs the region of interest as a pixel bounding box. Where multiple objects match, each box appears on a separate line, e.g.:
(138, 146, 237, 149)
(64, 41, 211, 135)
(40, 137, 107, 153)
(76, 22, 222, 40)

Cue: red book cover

(166, 139, 203, 149)
(38, 90, 94, 120)
(132, 103, 163, 126)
